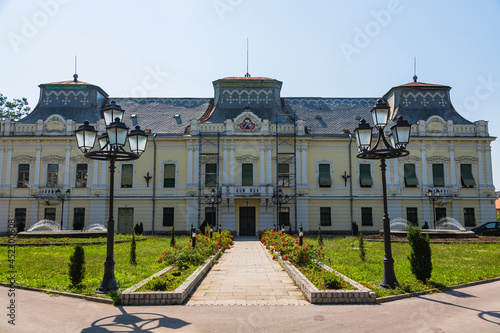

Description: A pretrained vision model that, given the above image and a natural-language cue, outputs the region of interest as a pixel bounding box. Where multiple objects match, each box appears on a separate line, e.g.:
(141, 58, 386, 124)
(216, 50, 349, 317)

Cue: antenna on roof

(73, 55, 78, 82)
(413, 56, 418, 82)
(245, 38, 251, 77)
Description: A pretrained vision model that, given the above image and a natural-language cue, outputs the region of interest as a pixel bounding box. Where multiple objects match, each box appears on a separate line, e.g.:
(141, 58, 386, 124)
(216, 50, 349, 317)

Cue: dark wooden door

(239, 207, 255, 236)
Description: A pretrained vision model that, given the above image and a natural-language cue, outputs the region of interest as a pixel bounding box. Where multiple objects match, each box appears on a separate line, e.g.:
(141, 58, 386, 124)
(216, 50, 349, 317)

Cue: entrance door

(118, 208, 134, 234)
(239, 207, 255, 236)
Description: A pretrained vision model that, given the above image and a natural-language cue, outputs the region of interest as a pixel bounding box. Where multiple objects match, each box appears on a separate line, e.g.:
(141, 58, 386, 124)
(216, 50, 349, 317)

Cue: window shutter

(460, 164, 475, 186)
(319, 164, 331, 187)
(242, 163, 253, 186)
(404, 164, 418, 186)
(432, 164, 444, 187)
(121, 164, 133, 188)
(164, 164, 175, 187)
(359, 164, 373, 186)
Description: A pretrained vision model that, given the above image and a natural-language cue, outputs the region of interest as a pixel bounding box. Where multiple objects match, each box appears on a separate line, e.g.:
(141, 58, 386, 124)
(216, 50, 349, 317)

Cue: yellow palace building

(0, 74, 496, 235)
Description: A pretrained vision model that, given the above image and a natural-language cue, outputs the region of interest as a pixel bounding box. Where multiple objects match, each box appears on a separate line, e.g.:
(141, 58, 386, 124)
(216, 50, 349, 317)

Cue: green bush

(407, 226, 432, 284)
(130, 233, 137, 265)
(170, 226, 176, 247)
(133, 223, 144, 235)
(317, 225, 324, 247)
(359, 232, 366, 261)
(352, 221, 359, 236)
(422, 221, 429, 229)
(323, 272, 343, 289)
(68, 245, 85, 286)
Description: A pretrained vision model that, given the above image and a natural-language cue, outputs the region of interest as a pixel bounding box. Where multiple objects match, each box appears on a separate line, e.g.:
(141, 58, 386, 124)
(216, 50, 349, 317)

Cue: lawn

(0, 235, 189, 299)
(306, 236, 500, 297)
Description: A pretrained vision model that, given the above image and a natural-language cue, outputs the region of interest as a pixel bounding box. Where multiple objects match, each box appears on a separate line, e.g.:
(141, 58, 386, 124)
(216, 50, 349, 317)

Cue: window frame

(279, 207, 290, 227)
(361, 207, 373, 226)
(320, 207, 332, 226)
(463, 208, 476, 227)
(460, 163, 476, 188)
(73, 208, 85, 230)
(163, 164, 176, 188)
(163, 207, 174, 227)
(46, 163, 59, 188)
(121, 164, 134, 188)
(278, 163, 290, 187)
(75, 163, 88, 188)
(406, 207, 418, 226)
(432, 163, 445, 187)
(17, 163, 30, 188)
(242, 163, 253, 186)
(205, 163, 218, 187)
(318, 163, 332, 188)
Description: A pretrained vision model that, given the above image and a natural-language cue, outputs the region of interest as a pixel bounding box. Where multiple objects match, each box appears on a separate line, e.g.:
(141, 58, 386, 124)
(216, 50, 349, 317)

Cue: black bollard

(191, 227, 196, 248)
(210, 227, 213, 239)
(218, 224, 221, 233)
(299, 225, 304, 246)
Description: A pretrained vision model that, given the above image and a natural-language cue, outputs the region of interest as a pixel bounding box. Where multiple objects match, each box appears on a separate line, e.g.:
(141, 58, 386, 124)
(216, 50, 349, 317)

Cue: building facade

(0, 75, 496, 234)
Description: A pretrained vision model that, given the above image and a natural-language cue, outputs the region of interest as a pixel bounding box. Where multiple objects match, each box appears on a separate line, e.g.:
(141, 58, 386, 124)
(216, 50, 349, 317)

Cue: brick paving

(186, 238, 308, 306)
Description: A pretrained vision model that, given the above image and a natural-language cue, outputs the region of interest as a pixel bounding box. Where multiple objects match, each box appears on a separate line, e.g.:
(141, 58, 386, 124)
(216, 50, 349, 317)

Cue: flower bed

(120, 230, 233, 305)
(261, 230, 376, 304)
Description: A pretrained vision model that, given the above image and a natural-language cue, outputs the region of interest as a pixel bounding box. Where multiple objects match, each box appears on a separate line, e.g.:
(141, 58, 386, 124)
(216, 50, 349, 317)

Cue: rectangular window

(14, 208, 26, 231)
(76, 164, 88, 188)
(432, 164, 444, 187)
(121, 164, 133, 188)
(320, 207, 331, 226)
(279, 207, 290, 227)
(464, 208, 476, 227)
(404, 164, 418, 187)
(44, 208, 56, 221)
(406, 207, 418, 226)
(361, 207, 373, 226)
(205, 207, 216, 226)
(359, 164, 373, 187)
(17, 164, 30, 188)
(435, 208, 447, 223)
(460, 164, 476, 188)
(242, 163, 253, 186)
(163, 207, 174, 227)
(163, 164, 175, 188)
(278, 163, 290, 187)
(73, 208, 85, 230)
(205, 163, 217, 187)
(319, 164, 331, 187)
(47, 164, 59, 187)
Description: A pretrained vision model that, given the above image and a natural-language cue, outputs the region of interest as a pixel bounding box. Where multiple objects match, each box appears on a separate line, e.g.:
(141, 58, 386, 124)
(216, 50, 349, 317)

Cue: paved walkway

(186, 238, 308, 305)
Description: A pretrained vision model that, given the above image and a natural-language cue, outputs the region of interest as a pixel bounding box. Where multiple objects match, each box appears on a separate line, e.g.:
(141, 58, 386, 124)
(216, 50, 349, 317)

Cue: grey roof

(284, 98, 378, 134)
(20, 80, 108, 124)
(385, 82, 472, 125)
(111, 98, 211, 134)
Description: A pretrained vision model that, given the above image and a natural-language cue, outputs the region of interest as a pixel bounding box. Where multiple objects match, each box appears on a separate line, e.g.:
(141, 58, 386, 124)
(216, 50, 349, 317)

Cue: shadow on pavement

(80, 307, 190, 332)
(418, 295, 500, 325)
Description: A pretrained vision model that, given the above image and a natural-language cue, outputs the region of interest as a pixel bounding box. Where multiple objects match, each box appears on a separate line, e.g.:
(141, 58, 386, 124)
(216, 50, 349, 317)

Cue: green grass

(306, 236, 500, 297)
(0, 234, 134, 244)
(0, 236, 189, 299)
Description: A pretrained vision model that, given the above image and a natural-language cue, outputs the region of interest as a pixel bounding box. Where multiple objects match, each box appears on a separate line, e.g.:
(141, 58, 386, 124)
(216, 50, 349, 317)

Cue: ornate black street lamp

(427, 189, 440, 229)
(354, 99, 412, 289)
(204, 188, 222, 229)
(272, 188, 290, 231)
(55, 188, 71, 230)
(75, 100, 148, 294)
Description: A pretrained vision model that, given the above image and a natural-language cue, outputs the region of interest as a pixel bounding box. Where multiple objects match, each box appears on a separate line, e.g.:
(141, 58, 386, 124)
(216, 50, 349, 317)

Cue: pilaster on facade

(449, 144, 456, 187)
(420, 144, 427, 186)
(5, 147, 13, 187)
(0, 147, 4, 186)
(34, 145, 42, 188)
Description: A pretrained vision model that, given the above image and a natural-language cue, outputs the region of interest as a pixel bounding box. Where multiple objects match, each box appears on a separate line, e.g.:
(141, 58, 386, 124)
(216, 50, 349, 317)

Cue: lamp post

(204, 188, 222, 230)
(427, 189, 440, 229)
(75, 100, 148, 294)
(272, 188, 289, 231)
(55, 188, 71, 230)
(354, 99, 412, 289)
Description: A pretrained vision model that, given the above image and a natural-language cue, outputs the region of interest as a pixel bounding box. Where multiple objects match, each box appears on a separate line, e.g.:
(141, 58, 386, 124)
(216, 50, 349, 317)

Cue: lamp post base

(380, 257, 399, 289)
(95, 259, 118, 294)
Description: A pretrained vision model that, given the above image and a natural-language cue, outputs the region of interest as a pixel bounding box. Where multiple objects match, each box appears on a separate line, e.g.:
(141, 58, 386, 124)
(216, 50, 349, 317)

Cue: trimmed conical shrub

(68, 245, 85, 286)
(407, 226, 432, 283)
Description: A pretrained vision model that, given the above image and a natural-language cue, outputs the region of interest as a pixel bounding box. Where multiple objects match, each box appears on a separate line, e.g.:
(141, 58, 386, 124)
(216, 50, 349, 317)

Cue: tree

(68, 245, 85, 286)
(0, 94, 31, 120)
(407, 226, 432, 284)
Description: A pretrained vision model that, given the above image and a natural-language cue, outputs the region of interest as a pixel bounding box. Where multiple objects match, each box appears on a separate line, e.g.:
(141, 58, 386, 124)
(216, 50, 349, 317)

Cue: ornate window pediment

(427, 155, 450, 163)
(236, 155, 259, 163)
(455, 155, 477, 164)
(398, 155, 421, 164)
(70, 155, 88, 164)
(41, 155, 65, 163)
(12, 155, 35, 164)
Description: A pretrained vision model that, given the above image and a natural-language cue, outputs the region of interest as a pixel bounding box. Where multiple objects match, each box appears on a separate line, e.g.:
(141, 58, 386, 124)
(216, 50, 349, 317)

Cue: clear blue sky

(1, 0, 500, 188)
